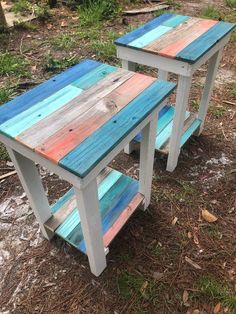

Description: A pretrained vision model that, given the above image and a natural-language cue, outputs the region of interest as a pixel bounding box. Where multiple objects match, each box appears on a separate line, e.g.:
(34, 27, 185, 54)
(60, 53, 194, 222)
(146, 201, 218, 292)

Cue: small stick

(223, 100, 236, 106)
(0, 170, 16, 180)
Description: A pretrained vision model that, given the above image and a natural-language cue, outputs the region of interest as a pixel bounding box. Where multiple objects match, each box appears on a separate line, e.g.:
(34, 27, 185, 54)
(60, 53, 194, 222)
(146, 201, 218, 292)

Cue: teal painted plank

(115, 13, 174, 46)
(177, 21, 236, 63)
(180, 118, 201, 146)
(55, 170, 123, 239)
(0, 60, 101, 125)
(59, 80, 176, 178)
(51, 188, 75, 214)
(0, 85, 83, 138)
(162, 15, 189, 28)
(72, 64, 117, 90)
(66, 175, 133, 248)
(156, 111, 190, 149)
(129, 25, 172, 48)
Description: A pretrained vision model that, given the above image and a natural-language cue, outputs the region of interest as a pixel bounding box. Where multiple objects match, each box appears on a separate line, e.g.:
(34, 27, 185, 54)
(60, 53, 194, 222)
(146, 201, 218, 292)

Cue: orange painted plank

(103, 192, 144, 247)
(36, 73, 156, 162)
(159, 19, 217, 58)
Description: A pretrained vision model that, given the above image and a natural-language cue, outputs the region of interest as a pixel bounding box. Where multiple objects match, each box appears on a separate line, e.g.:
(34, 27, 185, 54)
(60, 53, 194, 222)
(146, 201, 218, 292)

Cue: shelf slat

(45, 168, 143, 254)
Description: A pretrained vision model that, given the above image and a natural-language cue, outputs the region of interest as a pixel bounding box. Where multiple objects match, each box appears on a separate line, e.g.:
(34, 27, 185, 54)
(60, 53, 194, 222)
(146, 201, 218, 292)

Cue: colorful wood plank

(115, 13, 235, 63)
(0, 60, 101, 125)
(59, 79, 176, 178)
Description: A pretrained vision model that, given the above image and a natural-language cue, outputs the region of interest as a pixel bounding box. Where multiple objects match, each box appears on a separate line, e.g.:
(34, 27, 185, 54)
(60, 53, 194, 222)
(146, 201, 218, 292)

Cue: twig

(123, 4, 169, 14)
(0, 170, 16, 180)
(20, 35, 24, 55)
(223, 100, 236, 106)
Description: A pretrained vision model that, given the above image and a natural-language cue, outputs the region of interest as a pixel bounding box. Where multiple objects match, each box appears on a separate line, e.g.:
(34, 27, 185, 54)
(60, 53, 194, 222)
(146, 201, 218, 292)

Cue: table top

(0, 60, 176, 178)
(115, 13, 235, 64)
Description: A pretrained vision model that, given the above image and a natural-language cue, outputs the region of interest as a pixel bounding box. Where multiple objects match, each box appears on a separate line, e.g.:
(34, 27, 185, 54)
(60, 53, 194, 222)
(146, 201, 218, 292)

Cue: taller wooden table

(115, 13, 235, 172)
(0, 60, 176, 276)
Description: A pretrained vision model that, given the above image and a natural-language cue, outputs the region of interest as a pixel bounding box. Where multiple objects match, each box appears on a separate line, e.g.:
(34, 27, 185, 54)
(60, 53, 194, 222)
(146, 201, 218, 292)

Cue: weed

(0, 52, 30, 77)
(166, 0, 181, 9)
(199, 276, 236, 311)
(209, 105, 226, 118)
(203, 224, 222, 240)
(200, 5, 222, 20)
(0, 143, 9, 161)
(43, 55, 81, 73)
(153, 9, 167, 18)
(78, 0, 120, 27)
(13, 20, 37, 30)
(0, 87, 17, 105)
(52, 34, 76, 50)
(34, 4, 52, 21)
(225, 0, 236, 8)
(76, 27, 100, 40)
(228, 83, 236, 99)
(191, 100, 199, 110)
(11, 0, 32, 15)
(117, 272, 144, 299)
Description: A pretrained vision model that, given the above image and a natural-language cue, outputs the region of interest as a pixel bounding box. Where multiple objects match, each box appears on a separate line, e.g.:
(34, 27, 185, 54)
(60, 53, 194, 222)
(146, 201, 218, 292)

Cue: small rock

(153, 272, 164, 280)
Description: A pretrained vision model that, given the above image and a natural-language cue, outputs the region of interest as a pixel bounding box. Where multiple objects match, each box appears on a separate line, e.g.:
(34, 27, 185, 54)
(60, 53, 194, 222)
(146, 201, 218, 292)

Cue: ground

(0, 0, 236, 313)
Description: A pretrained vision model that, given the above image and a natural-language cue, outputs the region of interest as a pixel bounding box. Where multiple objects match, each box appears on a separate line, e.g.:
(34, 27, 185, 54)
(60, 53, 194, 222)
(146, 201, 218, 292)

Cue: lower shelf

(135, 105, 201, 154)
(44, 168, 144, 254)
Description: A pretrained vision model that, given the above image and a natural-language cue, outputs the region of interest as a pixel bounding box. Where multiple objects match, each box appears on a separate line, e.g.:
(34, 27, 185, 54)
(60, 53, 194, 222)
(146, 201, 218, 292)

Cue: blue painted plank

(79, 180, 139, 252)
(180, 118, 201, 146)
(177, 21, 236, 63)
(156, 111, 190, 149)
(0, 60, 101, 125)
(114, 13, 174, 46)
(59, 80, 176, 178)
(129, 25, 172, 48)
(65, 175, 133, 250)
(0, 85, 83, 138)
(55, 170, 123, 239)
(72, 64, 117, 90)
(162, 15, 189, 28)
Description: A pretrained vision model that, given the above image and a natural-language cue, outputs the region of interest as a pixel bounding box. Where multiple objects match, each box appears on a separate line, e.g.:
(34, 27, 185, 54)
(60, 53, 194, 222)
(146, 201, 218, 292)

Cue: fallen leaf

(193, 233, 199, 245)
(61, 20, 67, 27)
(153, 272, 163, 280)
(47, 24, 53, 30)
(31, 65, 37, 72)
(183, 290, 189, 303)
(171, 217, 178, 225)
(202, 209, 218, 222)
(185, 256, 202, 270)
(187, 231, 192, 239)
(214, 303, 221, 314)
(192, 310, 200, 314)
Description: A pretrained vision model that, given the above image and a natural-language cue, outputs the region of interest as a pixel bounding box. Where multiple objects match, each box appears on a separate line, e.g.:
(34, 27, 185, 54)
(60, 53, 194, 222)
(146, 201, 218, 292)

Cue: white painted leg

(158, 69, 169, 106)
(74, 179, 106, 277)
(139, 116, 158, 210)
(122, 60, 137, 155)
(166, 75, 192, 172)
(196, 48, 223, 135)
(6, 147, 52, 240)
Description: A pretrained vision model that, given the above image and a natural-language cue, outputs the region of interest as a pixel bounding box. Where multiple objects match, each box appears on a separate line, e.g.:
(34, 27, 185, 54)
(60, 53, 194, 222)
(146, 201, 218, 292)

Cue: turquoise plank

(156, 111, 190, 149)
(162, 15, 189, 28)
(55, 170, 123, 239)
(129, 25, 172, 48)
(59, 80, 176, 178)
(72, 64, 117, 90)
(0, 85, 83, 138)
(66, 175, 133, 248)
(177, 21, 236, 63)
(0, 60, 101, 125)
(115, 13, 174, 46)
(180, 118, 201, 146)
(79, 180, 139, 252)
(51, 188, 75, 214)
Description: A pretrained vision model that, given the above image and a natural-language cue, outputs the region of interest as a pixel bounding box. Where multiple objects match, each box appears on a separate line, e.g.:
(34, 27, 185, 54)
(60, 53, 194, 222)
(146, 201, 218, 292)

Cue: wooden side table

(115, 13, 235, 172)
(0, 60, 176, 276)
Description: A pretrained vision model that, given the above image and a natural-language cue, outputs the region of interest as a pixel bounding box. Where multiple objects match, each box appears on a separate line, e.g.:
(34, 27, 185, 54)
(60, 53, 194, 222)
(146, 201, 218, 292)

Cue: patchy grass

(43, 55, 81, 73)
(117, 272, 145, 300)
(209, 105, 226, 118)
(52, 34, 77, 50)
(0, 87, 17, 105)
(198, 276, 236, 312)
(78, 0, 120, 27)
(191, 100, 200, 110)
(228, 82, 236, 99)
(0, 144, 9, 161)
(0, 52, 30, 77)
(200, 5, 222, 20)
(203, 224, 223, 240)
(225, 0, 236, 8)
(11, 0, 32, 15)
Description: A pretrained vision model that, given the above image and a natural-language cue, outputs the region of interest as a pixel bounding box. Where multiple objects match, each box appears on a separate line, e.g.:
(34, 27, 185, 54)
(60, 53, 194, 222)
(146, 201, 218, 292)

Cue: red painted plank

(103, 193, 144, 247)
(36, 74, 156, 162)
(159, 19, 217, 58)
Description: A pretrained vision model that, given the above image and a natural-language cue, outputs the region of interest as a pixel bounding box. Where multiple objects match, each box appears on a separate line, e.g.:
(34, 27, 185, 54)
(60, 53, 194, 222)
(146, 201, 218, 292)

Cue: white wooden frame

(0, 102, 162, 276)
(117, 34, 230, 172)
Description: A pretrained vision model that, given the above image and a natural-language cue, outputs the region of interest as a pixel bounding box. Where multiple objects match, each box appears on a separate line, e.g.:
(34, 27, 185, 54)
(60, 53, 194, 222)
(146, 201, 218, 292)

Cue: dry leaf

(61, 20, 68, 27)
(187, 231, 192, 239)
(202, 209, 218, 222)
(185, 256, 202, 270)
(214, 303, 221, 314)
(183, 290, 189, 303)
(172, 217, 178, 225)
(47, 24, 53, 30)
(192, 310, 200, 314)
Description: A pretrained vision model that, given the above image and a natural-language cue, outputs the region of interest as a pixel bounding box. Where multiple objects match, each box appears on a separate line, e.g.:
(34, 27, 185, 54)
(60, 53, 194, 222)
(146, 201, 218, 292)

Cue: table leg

(122, 60, 137, 155)
(6, 147, 52, 240)
(166, 74, 192, 172)
(74, 179, 106, 277)
(196, 48, 223, 135)
(139, 116, 158, 210)
(158, 69, 169, 106)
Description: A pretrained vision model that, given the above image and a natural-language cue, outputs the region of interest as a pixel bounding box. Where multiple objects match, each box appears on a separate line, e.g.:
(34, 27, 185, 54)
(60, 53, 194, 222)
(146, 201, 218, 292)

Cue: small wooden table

(115, 13, 235, 172)
(0, 60, 176, 276)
